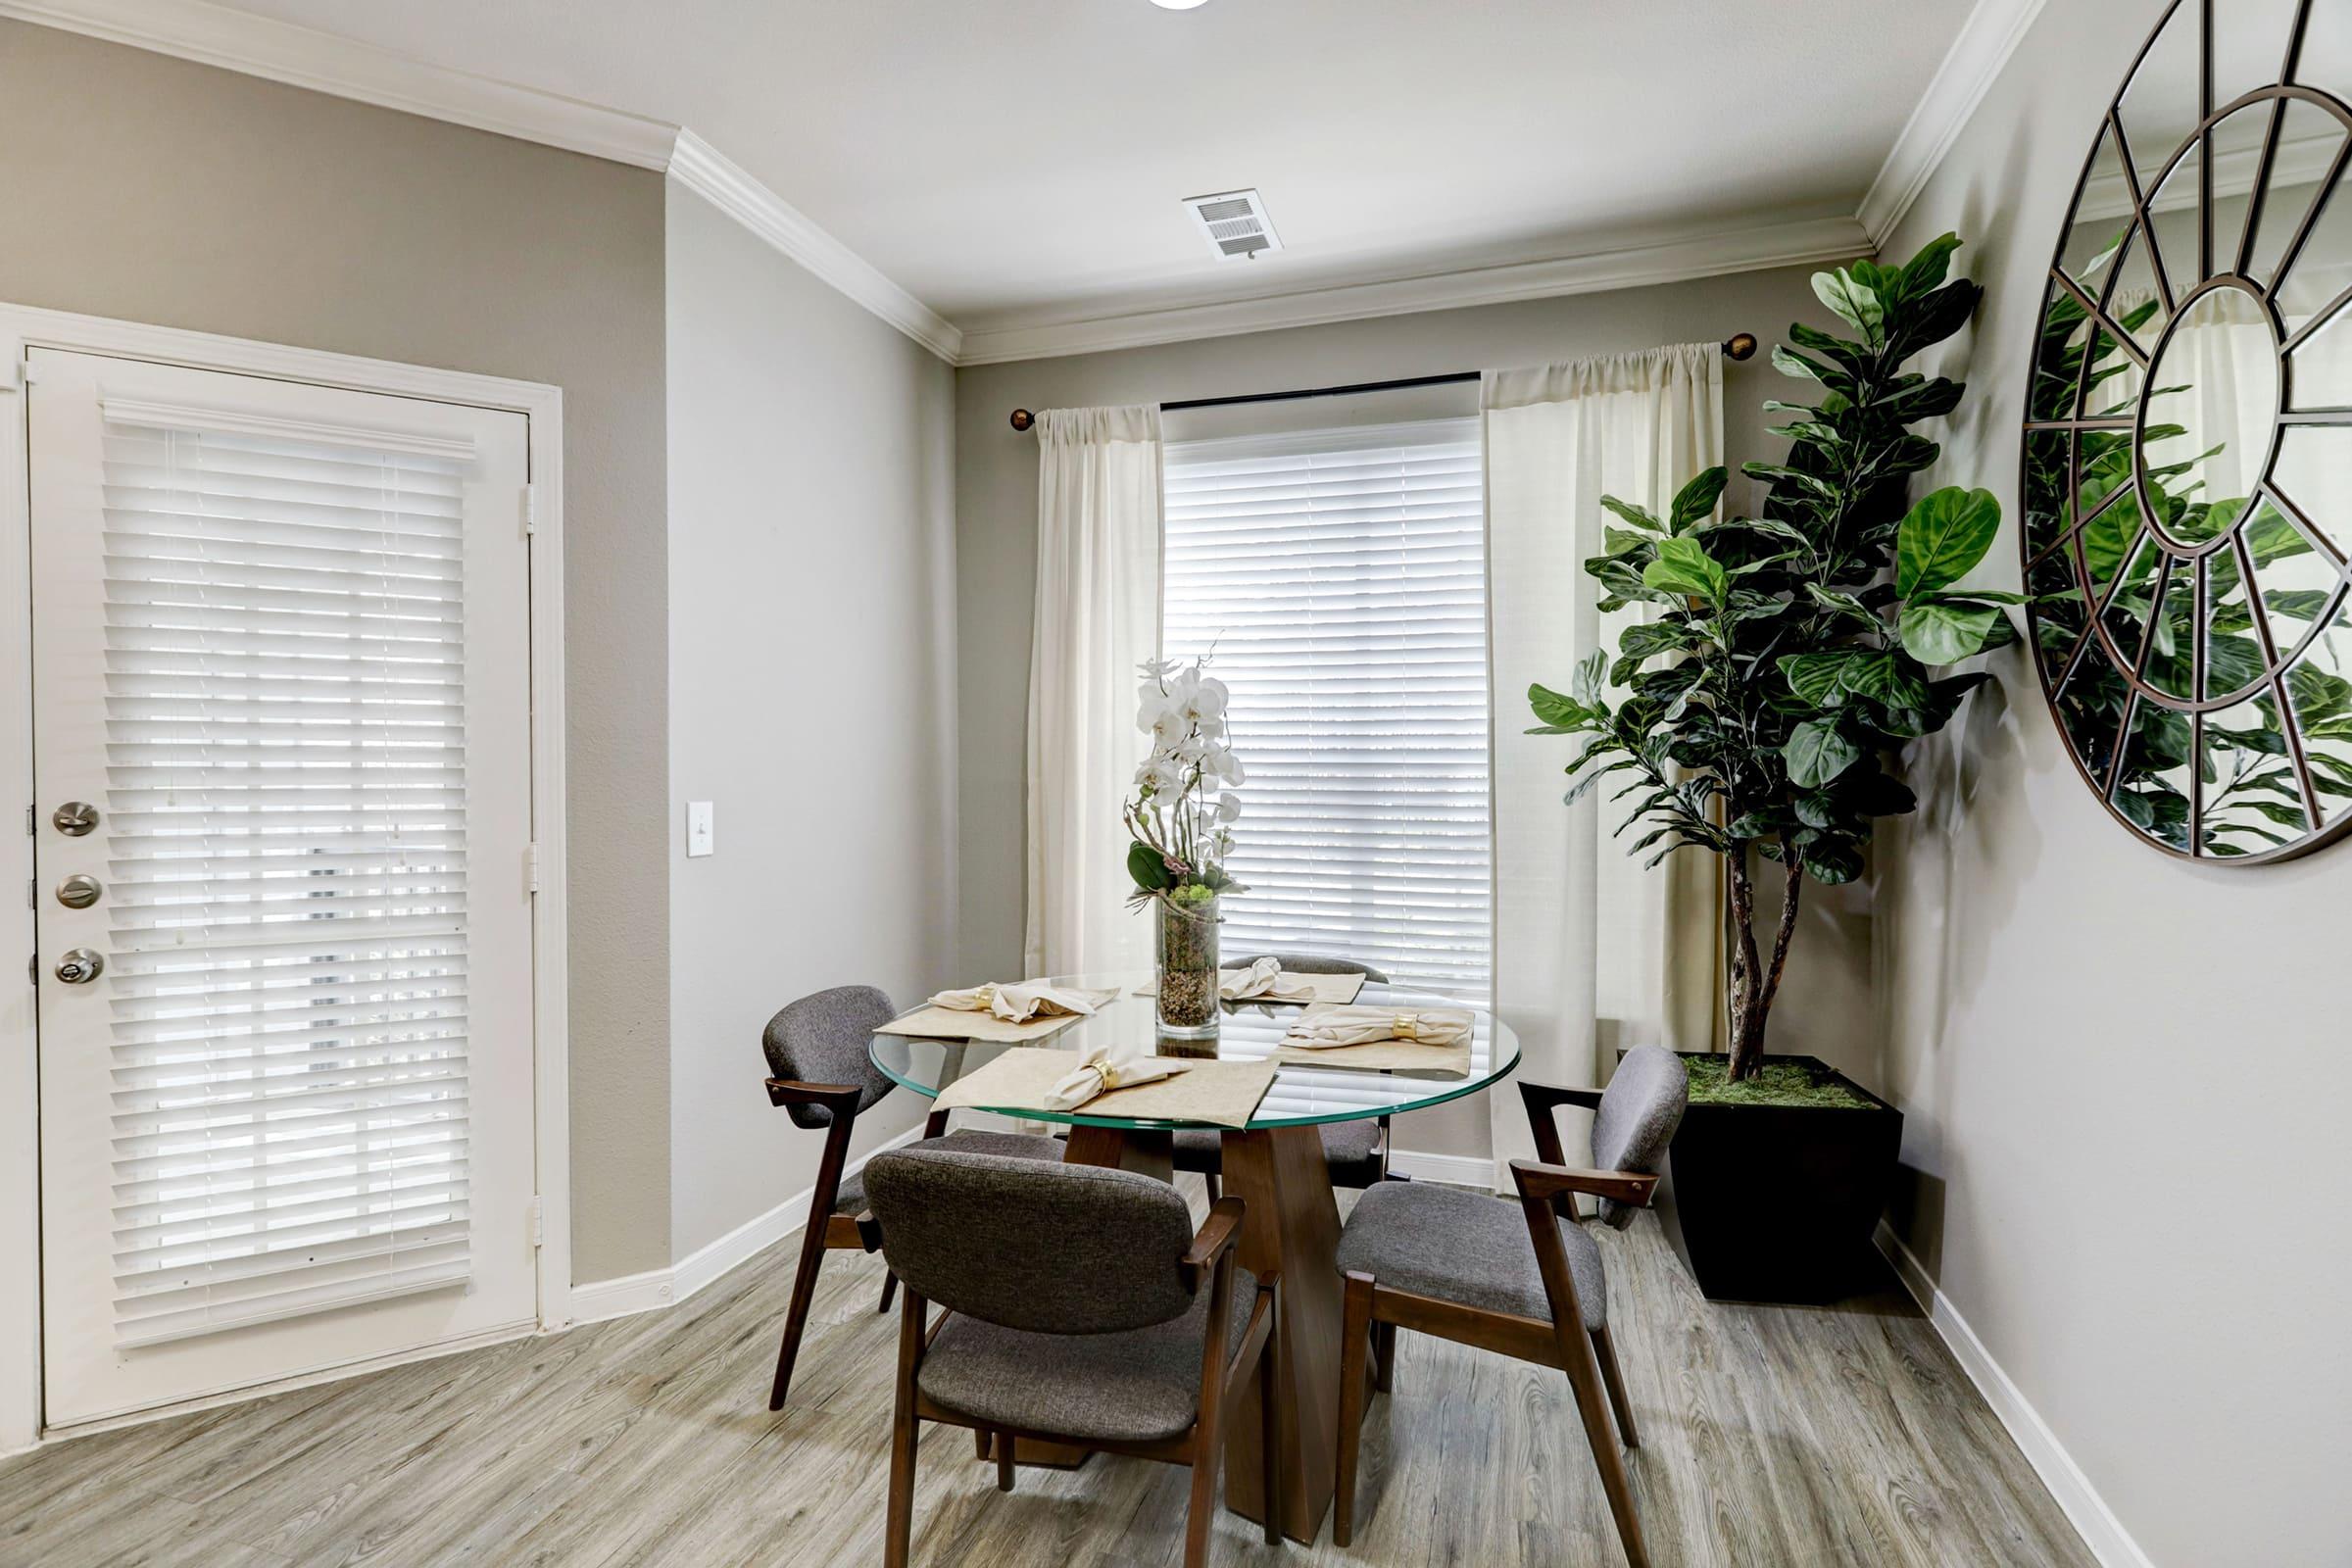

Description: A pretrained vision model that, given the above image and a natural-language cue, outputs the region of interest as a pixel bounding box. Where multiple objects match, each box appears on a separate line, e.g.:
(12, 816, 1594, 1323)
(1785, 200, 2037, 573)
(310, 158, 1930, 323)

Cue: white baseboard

(569, 1124, 925, 1327)
(1386, 1148, 1495, 1189)
(1873, 1222, 2153, 1568)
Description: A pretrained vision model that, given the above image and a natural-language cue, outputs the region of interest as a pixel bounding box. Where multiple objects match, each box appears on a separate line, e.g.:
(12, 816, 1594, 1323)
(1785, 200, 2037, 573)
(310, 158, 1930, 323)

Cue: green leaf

(1784, 719, 1864, 788)
(1668, 467, 1730, 532)
(1598, 494, 1666, 533)
(1812, 267, 1885, 341)
(1894, 233, 1963, 300)
(1527, 681, 1599, 734)
(1897, 487, 2002, 598)
(1780, 651, 1868, 705)
(1805, 583, 1878, 625)
(1642, 536, 1729, 605)
(1127, 840, 1173, 893)
(1899, 599, 2004, 663)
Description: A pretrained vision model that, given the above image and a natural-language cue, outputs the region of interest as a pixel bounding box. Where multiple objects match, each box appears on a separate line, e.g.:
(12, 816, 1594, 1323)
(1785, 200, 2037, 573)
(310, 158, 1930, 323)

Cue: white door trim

(0, 302, 570, 1450)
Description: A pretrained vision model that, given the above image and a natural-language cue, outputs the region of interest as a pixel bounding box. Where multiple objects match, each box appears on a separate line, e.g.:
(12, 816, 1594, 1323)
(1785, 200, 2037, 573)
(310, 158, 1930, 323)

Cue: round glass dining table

(867, 970, 1520, 1544)
(869, 969, 1521, 1131)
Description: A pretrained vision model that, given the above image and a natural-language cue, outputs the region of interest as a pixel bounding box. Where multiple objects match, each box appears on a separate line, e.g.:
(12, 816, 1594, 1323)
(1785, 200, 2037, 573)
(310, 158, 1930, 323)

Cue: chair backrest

(1591, 1045, 1689, 1229)
(1227, 952, 1391, 984)
(862, 1147, 1200, 1334)
(761, 985, 898, 1131)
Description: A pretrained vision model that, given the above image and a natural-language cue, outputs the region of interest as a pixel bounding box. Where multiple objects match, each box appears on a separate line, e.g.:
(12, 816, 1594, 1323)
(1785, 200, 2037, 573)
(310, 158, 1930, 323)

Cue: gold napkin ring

(974, 984, 996, 1008)
(1395, 1011, 1419, 1041)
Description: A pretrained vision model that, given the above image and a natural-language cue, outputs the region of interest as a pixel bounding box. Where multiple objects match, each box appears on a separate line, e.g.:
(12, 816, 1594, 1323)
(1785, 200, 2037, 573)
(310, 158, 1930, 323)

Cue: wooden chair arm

(1507, 1158, 1659, 1208)
(764, 1076, 862, 1114)
(1179, 1197, 1248, 1290)
(1518, 1080, 1604, 1115)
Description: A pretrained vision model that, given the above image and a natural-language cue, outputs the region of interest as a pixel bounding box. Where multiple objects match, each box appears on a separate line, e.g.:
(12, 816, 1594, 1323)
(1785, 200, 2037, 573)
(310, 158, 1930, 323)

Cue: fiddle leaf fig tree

(1528, 234, 2015, 1082)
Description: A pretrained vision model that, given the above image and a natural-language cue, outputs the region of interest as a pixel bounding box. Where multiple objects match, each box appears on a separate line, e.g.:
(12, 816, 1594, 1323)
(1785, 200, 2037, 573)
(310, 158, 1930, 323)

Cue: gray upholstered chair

(1330, 1044, 1689, 1568)
(1173, 953, 1396, 1199)
(760, 985, 1063, 1410)
(863, 1146, 1280, 1568)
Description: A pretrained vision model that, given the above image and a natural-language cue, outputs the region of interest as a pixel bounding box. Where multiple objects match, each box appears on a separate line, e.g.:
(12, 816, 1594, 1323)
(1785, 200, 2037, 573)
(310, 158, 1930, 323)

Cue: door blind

(1163, 418, 1493, 1001)
(99, 416, 475, 1348)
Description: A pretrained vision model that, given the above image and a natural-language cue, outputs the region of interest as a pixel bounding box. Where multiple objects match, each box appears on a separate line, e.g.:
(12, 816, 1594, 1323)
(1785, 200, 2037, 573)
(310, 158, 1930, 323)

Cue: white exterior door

(27, 348, 541, 1427)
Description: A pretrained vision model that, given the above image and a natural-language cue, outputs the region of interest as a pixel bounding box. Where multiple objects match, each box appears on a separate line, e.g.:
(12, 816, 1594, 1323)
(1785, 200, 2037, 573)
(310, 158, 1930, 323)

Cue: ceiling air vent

(1183, 188, 1281, 261)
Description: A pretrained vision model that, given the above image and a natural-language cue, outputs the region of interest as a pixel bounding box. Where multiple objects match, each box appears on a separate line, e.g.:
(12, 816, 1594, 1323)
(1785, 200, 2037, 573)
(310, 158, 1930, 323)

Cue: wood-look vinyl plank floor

(0, 1186, 2096, 1568)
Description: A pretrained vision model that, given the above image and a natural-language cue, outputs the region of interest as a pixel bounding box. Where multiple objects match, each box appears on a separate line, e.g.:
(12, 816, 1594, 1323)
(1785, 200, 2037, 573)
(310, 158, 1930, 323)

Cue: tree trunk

(1725, 846, 1804, 1082)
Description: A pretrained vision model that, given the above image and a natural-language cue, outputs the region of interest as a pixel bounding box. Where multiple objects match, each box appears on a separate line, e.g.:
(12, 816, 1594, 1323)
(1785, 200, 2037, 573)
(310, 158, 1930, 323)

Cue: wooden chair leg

(996, 1430, 1015, 1493)
(767, 1200, 834, 1410)
(878, 1270, 899, 1315)
(1592, 1323, 1639, 1448)
(1562, 1333, 1649, 1568)
(885, 1297, 923, 1568)
(1333, 1270, 1376, 1549)
(1371, 1321, 1396, 1393)
(1184, 1283, 1235, 1568)
(1256, 1299, 1280, 1546)
(974, 1427, 992, 1460)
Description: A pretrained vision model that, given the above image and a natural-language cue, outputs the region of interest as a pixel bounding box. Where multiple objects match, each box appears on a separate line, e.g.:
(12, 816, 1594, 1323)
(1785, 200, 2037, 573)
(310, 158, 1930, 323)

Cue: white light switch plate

(686, 801, 714, 858)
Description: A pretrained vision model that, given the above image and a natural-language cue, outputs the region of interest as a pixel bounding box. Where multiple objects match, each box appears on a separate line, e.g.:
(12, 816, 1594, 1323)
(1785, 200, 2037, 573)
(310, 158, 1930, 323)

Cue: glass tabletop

(867, 970, 1520, 1131)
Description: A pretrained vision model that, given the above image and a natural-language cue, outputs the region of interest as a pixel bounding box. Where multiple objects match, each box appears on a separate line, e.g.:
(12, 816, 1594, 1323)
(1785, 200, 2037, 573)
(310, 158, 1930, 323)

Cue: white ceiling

(84, 0, 1982, 340)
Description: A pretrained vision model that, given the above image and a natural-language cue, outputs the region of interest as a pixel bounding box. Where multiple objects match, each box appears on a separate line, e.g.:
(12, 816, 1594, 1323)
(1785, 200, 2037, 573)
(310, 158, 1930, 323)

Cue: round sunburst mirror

(2023, 0, 2352, 860)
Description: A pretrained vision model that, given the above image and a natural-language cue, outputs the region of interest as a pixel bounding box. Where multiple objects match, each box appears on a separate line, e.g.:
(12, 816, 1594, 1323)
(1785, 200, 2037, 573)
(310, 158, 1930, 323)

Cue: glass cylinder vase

(1155, 894, 1221, 1039)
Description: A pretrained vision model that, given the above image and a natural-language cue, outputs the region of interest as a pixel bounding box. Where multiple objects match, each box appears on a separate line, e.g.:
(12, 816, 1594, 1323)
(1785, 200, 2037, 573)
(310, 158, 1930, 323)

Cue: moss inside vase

(1684, 1055, 1876, 1110)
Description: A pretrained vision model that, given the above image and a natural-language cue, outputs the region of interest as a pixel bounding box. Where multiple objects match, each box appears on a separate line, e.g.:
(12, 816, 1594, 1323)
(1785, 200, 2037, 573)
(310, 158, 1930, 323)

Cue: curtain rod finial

(1724, 333, 1758, 362)
(1009, 408, 1036, 432)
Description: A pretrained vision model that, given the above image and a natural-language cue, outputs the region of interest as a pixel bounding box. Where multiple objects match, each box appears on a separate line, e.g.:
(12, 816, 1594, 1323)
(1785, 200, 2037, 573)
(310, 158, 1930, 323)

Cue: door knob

(56, 874, 102, 909)
(54, 949, 104, 984)
(51, 802, 98, 837)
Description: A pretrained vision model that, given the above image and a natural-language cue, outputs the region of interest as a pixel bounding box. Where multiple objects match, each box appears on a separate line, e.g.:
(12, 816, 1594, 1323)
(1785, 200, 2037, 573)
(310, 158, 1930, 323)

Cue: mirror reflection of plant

(2026, 284, 2352, 852)
(1527, 235, 2015, 1081)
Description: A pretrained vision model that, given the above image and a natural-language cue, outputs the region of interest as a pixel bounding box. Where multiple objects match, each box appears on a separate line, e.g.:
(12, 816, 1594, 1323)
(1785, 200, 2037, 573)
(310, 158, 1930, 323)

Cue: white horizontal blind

(1163, 418, 1493, 1001)
(101, 418, 474, 1348)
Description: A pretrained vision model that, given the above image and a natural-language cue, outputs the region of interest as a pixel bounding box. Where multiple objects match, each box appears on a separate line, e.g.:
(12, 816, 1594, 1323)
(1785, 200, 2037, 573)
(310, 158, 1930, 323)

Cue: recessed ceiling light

(1150, 0, 1211, 10)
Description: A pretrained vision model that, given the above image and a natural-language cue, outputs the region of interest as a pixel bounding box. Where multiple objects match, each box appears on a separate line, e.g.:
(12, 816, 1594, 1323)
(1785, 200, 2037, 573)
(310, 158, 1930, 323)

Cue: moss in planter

(1684, 1055, 1876, 1110)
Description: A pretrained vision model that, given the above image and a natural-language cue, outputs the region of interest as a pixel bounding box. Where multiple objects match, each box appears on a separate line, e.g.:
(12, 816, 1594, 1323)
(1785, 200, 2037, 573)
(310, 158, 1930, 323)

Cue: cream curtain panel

(1024, 406, 1163, 978)
(1486, 347, 1728, 1173)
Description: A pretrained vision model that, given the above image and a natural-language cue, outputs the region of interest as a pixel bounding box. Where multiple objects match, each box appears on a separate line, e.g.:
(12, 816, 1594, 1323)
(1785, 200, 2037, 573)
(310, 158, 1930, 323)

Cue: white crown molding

(0, 0, 963, 360)
(5, 0, 2044, 368)
(666, 132, 963, 363)
(0, 0, 678, 168)
(1876, 1224, 2153, 1568)
(1860, 0, 2051, 245)
(956, 216, 1873, 367)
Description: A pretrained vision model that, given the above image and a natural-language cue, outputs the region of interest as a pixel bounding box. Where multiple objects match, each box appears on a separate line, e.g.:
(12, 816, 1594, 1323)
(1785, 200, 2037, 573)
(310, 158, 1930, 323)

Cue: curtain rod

(1008, 333, 1758, 431)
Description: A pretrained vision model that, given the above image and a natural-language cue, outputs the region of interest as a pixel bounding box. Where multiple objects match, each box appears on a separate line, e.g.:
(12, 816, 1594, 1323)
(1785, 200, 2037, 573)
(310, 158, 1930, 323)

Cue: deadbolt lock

(51, 802, 98, 837)
(57, 874, 102, 909)
(54, 949, 103, 985)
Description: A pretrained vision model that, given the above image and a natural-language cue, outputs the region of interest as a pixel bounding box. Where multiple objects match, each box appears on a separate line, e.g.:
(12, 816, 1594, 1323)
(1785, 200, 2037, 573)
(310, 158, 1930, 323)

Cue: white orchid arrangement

(1124, 657, 1247, 910)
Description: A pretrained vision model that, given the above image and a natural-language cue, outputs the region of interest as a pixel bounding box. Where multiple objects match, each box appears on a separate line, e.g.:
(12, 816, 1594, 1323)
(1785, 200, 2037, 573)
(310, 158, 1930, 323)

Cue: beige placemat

(874, 988, 1118, 1046)
(929, 1047, 1278, 1128)
(1267, 1038, 1473, 1076)
(1131, 969, 1367, 1005)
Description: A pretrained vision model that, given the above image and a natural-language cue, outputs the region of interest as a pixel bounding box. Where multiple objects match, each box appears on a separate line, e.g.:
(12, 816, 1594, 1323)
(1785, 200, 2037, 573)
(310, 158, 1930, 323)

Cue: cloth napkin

(1046, 1050, 1187, 1111)
(1280, 1004, 1474, 1051)
(1221, 956, 1318, 1004)
(927, 981, 1113, 1024)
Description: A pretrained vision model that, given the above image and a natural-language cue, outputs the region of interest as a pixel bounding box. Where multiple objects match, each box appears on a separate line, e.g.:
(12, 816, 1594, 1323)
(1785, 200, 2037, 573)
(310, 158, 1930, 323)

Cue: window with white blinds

(1162, 417, 1493, 1001)
(102, 418, 474, 1348)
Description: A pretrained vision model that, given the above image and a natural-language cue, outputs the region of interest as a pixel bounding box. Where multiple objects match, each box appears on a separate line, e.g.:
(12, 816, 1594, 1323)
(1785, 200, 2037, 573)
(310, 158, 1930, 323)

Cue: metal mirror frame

(2022, 0, 2352, 862)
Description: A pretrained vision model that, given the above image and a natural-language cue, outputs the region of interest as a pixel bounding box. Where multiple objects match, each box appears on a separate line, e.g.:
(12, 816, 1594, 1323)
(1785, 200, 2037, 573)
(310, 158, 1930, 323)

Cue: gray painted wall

(954, 269, 1873, 1158)
(663, 184, 958, 1260)
(0, 23, 675, 1282)
(1877, 1, 2352, 1562)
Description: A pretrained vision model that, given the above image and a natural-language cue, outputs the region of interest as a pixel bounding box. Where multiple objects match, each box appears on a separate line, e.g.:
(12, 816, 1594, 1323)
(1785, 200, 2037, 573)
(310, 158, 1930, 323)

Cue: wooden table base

(1056, 1122, 1342, 1544)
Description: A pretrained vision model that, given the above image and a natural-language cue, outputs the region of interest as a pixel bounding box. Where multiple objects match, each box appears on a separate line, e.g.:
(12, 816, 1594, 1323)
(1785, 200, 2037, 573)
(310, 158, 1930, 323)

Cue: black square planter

(1651, 1053, 1902, 1304)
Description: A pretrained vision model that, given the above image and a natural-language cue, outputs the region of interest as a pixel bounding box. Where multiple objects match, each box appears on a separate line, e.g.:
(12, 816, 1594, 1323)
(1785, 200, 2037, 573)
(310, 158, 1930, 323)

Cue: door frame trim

(0, 302, 572, 1450)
